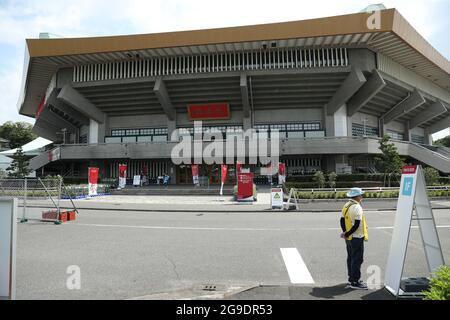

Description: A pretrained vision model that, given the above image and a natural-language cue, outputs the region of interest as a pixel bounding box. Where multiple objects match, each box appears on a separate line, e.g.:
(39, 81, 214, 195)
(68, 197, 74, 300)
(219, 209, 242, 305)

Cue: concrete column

(404, 121, 412, 142)
(168, 118, 178, 142)
(334, 104, 348, 137)
(325, 104, 350, 137)
(89, 119, 99, 144)
(379, 118, 387, 138)
(243, 117, 252, 132)
(424, 130, 433, 145)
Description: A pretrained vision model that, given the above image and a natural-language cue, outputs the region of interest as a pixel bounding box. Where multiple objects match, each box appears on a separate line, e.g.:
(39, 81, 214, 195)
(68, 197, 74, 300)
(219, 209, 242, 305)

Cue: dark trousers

(346, 238, 364, 283)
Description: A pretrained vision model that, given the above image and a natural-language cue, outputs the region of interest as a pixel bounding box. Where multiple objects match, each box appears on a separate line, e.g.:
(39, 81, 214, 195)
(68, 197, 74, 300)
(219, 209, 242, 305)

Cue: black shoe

(350, 282, 368, 290)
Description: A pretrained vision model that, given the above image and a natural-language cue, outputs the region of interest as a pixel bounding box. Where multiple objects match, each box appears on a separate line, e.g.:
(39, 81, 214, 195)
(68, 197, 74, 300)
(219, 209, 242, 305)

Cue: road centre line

(62, 223, 450, 232)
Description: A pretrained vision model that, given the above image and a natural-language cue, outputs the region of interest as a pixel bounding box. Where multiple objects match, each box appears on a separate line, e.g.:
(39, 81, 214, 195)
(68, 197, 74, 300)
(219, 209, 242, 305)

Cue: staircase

(408, 143, 450, 173)
(28, 147, 60, 171)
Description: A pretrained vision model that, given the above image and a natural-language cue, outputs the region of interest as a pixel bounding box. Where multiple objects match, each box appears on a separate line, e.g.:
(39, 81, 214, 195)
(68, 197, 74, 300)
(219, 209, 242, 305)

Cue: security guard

(340, 187, 369, 290)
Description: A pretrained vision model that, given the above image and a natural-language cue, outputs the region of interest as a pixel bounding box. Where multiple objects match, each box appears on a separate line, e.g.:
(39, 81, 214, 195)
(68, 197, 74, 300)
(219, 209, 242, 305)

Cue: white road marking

(280, 248, 314, 284)
(62, 223, 450, 232)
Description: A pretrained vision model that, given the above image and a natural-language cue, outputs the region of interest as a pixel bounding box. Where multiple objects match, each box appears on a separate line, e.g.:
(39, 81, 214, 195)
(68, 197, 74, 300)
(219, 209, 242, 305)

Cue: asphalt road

(16, 206, 450, 300)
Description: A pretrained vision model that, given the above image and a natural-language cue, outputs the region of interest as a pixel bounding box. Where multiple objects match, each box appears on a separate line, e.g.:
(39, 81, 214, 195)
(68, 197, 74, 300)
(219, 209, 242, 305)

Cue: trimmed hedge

(292, 189, 450, 199)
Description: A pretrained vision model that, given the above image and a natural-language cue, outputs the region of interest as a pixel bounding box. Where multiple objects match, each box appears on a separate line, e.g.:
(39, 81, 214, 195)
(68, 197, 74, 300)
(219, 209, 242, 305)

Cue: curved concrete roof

(17, 8, 450, 117)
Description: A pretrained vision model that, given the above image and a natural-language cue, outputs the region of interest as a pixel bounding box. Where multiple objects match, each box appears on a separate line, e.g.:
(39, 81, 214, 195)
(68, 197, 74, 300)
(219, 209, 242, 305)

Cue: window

(387, 130, 404, 141)
(411, 135, 424, 144)
(107, 127, 168, 143)
(352, 123, 379, 137)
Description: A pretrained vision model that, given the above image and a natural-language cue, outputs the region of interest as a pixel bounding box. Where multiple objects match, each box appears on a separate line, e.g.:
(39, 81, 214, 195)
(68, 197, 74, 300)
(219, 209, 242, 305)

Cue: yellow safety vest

(342, 201, 368, 241)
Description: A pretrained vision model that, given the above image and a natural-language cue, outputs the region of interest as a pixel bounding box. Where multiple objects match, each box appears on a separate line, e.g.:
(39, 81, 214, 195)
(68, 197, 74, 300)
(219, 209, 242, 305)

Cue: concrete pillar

(243, 117, 252, 132)
(424, 130, 433, 145)
(379, 118, 387, 138)
(325, 104, 350, 137)
(404, 121, 412, 142)
(89, 119, 99, 144)
(168, 118, 178, 142)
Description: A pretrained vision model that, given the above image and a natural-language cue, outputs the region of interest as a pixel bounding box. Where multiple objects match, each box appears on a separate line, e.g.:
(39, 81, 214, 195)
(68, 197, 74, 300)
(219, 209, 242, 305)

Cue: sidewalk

(20, 194, 450, 212)
(226, 284, 399, 300)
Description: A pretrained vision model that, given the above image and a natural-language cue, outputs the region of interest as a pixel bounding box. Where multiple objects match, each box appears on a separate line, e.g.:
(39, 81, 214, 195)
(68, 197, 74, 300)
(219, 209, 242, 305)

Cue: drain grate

(202, 285, 217, 292)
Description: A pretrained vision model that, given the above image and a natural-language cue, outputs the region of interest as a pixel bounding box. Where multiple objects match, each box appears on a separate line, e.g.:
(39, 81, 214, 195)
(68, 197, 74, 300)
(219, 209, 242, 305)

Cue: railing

(73, 47, 349, 83)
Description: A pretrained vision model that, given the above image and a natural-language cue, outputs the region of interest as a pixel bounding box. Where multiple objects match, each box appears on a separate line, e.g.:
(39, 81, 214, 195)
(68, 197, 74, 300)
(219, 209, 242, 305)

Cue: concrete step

(110, 187, 235, 196)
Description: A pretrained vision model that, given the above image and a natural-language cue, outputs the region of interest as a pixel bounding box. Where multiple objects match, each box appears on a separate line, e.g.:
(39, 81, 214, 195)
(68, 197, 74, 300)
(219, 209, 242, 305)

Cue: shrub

(422, 265, 450, 300)
(313, 171, 326, 189)
(424, 167, 440, 186)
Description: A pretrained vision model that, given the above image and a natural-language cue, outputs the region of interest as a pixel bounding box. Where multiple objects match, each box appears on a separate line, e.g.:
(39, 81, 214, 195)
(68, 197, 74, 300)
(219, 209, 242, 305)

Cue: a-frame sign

(384, 165, 445, 297)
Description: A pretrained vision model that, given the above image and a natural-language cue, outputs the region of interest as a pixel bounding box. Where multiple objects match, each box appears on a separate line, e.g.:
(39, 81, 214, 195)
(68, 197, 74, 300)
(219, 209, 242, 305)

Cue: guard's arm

(345, 219, 361, 238)
(340, 217, 346, 233)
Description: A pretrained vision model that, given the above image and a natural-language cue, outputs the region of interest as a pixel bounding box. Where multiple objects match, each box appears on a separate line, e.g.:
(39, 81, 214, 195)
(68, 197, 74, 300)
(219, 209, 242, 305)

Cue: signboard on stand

(271, 188, 284, 209)
(237, 173, 254, 202)
(133, 175, 141, 187)
(88, 167, 99, 196)
(384, 165, 444, 298)
(0, 199, 17, 300)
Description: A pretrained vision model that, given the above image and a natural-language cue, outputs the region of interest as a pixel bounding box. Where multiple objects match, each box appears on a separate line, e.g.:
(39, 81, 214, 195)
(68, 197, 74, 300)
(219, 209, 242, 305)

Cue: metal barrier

(0, 178, 78, 224)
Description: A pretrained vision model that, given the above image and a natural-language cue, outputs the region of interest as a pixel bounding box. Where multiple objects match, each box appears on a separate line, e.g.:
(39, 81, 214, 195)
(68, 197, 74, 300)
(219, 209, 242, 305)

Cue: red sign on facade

(237, 173, 254, 201)
(187, 103, 230, 120)
(402, 165, 417, 174)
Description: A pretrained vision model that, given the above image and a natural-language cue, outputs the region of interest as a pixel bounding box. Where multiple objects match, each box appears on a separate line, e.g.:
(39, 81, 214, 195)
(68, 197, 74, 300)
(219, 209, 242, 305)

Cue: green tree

(0, 121, 37, 149)
(434, 135, 450, 148)
(313, 171, 325, 189)
(7, 147, 32, 178)
(327, 172, 337, 188)
(374, 135, 405, 187)
(423, 167, 440, 186)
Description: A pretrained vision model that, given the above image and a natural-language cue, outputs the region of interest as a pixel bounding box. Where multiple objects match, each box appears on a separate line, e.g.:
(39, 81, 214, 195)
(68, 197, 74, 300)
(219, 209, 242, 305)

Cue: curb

(19, 204, 449, 213)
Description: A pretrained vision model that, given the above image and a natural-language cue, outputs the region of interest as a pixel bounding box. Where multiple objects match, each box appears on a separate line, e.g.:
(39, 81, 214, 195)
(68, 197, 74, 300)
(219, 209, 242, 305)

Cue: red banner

(188, 103, 230, 120)
(119, 164, 127, 178)
(88, 167, 99, 196)
(237, 173, 254, 201)
(191, 165, 199, 185)
(278, 163, 286, 176)
(221, 165, 228, 185)
(119, 164, 127, 189)
(236, 161, 242, 176)
(402, 165, 417, 174)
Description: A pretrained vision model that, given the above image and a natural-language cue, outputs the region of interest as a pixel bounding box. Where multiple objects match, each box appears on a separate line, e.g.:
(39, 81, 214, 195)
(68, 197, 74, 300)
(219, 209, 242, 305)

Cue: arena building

(17, 8, 450, 184)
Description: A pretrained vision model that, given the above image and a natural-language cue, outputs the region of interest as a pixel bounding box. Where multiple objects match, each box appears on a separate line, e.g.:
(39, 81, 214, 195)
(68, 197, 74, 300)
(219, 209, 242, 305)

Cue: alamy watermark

(66, 265, 81, 290)
(170, 121, 280, 171)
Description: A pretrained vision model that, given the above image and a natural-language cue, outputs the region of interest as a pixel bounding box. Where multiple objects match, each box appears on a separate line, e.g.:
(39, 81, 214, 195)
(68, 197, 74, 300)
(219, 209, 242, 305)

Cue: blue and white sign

(402, 177, 414, 196)
(385, 166, 444, 298)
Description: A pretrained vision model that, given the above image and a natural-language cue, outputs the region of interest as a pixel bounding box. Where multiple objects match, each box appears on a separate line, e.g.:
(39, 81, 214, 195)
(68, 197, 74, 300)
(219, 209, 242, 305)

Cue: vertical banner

(220, 165, 228, 195)
(237, 173, 254, 202)
(119, 164, 127, 189)
(278, 163, 286, 185)
(191, 165, 199, 186)
(236, 161, 242, 177)
(88, 167, 99, 196)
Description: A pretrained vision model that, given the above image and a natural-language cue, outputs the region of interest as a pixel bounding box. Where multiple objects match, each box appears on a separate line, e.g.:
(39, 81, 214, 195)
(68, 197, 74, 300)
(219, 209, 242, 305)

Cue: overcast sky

(0, 0, 449, 139)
